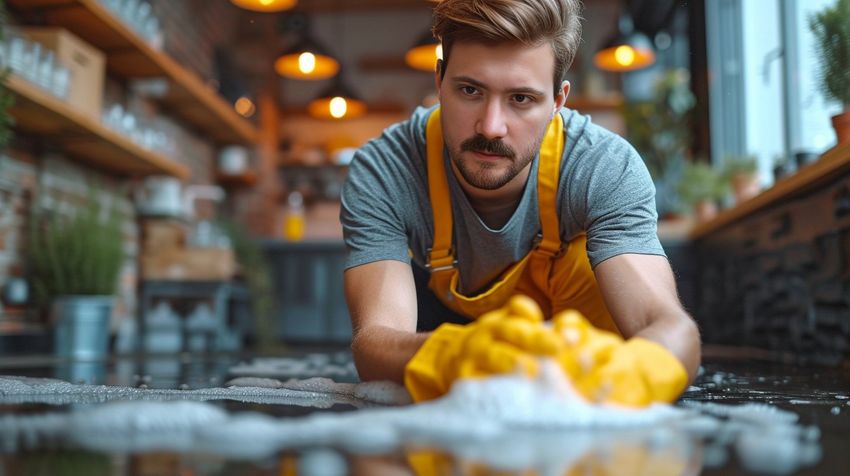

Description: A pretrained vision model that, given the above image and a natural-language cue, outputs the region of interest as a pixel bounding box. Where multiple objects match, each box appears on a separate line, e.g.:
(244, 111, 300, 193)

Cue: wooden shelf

(689, 141, 850, 240)
(6, 73, 190, 178)
(216, 170, 258, 187)
(11, 0, 258, 145)
(566, 94, 623, 111)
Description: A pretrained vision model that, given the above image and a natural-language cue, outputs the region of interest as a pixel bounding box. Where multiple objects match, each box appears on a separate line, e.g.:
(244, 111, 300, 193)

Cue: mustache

(460, 135, 515, 158)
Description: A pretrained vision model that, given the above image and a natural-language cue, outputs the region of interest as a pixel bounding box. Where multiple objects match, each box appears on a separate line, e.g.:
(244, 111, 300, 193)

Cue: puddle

(0, 360, 831, 475)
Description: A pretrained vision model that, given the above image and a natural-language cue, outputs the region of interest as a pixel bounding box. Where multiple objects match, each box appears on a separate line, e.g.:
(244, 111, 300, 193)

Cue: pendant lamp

(308, 77, 366, 120)
(231, 0, 297, 13)
(405, 30, 442, 72)
(275, 35, 340, 80)
(593, 12, 655, 72)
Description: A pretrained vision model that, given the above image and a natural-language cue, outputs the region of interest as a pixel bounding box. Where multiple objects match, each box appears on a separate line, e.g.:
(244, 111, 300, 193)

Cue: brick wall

(151, 0, 236, 86)
(0, 143, 136, 332)
(0, 145, 36, 303)
(1, 0, 242, 337)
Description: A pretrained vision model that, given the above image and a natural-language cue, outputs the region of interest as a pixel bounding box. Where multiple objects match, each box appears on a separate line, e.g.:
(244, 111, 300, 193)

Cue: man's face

(437, 41, 567, 191)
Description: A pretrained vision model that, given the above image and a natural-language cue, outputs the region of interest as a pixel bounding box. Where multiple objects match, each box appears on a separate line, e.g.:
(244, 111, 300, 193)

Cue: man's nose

(475, 100, 508, 139)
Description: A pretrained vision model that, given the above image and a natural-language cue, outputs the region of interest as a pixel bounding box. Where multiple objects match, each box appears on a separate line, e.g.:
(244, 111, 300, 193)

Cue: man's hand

(405, 294, 689, 407)
(552, 310, 688, 407)
(404, 295, 564, 402)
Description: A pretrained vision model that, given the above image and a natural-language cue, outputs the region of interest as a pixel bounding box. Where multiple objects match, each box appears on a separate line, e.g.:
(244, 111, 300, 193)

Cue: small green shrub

(676, 161, 727, 208)
(809, 0, 850, 108)
(722, 154, 758, 179)
(29, 194, 125, 304)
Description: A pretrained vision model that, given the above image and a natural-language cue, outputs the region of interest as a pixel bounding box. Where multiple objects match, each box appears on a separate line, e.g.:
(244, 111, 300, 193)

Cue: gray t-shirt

(340, 105, 664, 295)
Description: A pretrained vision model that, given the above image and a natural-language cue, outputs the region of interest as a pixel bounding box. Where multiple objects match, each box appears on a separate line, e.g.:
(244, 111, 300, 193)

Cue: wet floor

(0, 346, 848, 476)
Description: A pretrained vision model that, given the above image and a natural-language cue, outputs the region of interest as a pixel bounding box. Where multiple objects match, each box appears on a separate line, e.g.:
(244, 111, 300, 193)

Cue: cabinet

(690, 142, 850, 363)
(263, 241, 351, 344)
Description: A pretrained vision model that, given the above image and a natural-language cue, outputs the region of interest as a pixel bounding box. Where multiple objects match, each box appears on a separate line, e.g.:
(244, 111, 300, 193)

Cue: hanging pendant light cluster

(231, 0, 297, 13)
(270, 11, 365, 119)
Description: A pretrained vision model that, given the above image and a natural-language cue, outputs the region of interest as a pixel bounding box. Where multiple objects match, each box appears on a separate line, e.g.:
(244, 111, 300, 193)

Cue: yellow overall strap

(426, 108, 565, 317)
(535, 111, 565, 257)
(425, 109, 455, 272)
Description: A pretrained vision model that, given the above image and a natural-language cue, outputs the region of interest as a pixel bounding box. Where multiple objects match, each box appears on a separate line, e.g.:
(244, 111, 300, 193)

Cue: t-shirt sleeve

(564, 132, 665, 268)
(340, 119, 422, 270)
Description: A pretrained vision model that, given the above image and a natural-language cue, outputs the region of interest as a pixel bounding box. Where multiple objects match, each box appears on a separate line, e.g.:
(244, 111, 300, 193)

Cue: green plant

(721, 153, 758, 179)
(622, 68, 696, 180)
(0, 0, 16, 149)
(809, 0, 850, 109)
(676, 161, 727, 208)
(216, 218, 276, 350)
(28, 193, 125, 306)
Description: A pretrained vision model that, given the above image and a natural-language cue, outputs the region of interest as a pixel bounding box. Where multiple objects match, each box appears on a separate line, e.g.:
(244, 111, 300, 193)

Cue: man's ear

(554, 80, 570, 115)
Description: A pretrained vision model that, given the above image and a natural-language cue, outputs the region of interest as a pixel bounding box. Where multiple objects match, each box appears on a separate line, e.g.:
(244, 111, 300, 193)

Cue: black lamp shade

(308, 79, 367, 119)
(405, 30, 442, 72)
(594, 13, 656, 72)
(275, 36, 340, 80)
(231, 0, 297, 12)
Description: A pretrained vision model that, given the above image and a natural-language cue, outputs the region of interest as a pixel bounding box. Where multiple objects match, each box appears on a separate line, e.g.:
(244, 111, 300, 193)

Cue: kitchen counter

(690, 141, 850, 240)
(1, 347, 848, 475)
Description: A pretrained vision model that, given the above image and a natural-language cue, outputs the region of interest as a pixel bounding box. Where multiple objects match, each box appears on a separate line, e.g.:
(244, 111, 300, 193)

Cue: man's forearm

(634, 311, 701, 384)
(351, 325, 432, 383)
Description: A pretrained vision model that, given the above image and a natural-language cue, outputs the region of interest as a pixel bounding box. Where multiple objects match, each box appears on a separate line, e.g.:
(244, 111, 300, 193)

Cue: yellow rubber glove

(404, 295, 563, 402)
(552, 310, 688, 407)
(575, 337, 688, 407)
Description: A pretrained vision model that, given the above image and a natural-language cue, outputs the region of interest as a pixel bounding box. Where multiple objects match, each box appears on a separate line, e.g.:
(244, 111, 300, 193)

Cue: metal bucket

(53, 296, 114, 361)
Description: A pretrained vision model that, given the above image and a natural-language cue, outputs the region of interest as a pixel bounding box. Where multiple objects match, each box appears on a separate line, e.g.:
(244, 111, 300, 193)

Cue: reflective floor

(0, 346, 848, 476)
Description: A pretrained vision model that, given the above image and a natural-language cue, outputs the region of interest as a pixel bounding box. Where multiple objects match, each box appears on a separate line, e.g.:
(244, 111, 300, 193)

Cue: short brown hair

(432, 0, 583, 96)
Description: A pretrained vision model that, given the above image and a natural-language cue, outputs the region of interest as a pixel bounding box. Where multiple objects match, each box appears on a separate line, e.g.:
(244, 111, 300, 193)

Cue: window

(706, 0, 839, 184)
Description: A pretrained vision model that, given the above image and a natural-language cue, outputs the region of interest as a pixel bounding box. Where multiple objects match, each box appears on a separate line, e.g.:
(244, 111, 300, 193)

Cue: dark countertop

(0, 347, 848, 475)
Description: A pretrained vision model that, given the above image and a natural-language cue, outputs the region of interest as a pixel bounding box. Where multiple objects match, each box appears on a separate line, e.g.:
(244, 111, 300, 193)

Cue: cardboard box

(141, 248, 237, 281)
(140, 218, 188, 253)
(23, 28, 105, 120)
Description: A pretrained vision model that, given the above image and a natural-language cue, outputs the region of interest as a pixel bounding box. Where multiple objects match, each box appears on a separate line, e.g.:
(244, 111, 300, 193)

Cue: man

(340, 0, 700, 404)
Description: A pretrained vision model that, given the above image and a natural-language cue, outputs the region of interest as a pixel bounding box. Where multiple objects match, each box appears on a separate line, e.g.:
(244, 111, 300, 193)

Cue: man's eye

(461, 86, 478, 95)
(513, 94, 533, 103)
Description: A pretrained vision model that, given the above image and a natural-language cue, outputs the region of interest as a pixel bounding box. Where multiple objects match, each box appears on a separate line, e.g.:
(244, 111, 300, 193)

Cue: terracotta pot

(731, 172, 761, 204)
(694, 200, 718, 223)
(832, 110, 850, 144)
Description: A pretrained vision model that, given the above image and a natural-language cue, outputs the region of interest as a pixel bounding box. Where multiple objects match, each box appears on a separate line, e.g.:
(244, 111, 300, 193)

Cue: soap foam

(228, 354, 357, 379)
(0, 366, 824, 474)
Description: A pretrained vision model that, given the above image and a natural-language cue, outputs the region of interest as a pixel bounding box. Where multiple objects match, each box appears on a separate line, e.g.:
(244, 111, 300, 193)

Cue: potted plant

(722, 153, 760, 204)
(773, 154, 794, 182)
(676, 161, 727, 223)
(622, 68, 696, 218)
(28, 193, 125, 361)
(809, 0, 850, 144)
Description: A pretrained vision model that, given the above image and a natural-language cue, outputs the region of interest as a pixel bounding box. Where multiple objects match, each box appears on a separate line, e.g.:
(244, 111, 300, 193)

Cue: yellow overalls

(424, 108, 618, 334)
(405, 111, 664, 476)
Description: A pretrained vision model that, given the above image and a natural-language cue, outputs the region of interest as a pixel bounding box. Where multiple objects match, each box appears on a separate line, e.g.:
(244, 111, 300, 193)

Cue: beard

(451, 133, 543, 190)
